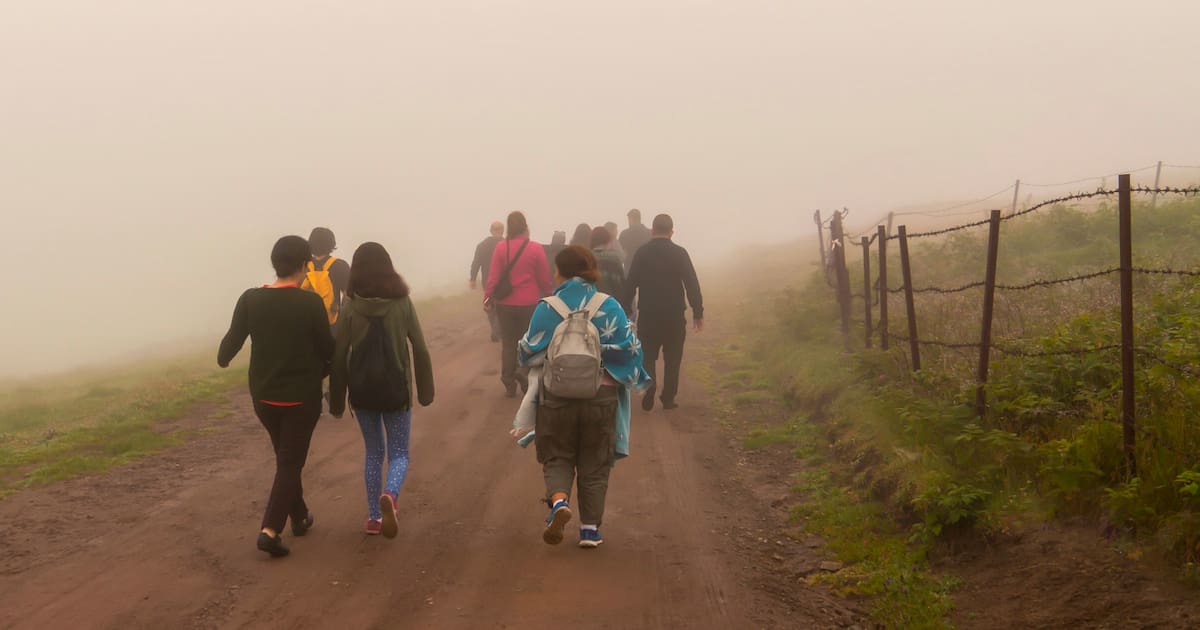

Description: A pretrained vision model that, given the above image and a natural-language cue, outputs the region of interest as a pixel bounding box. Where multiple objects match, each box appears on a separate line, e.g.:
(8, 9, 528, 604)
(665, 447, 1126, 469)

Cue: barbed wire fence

(814, 167, 1200, 478)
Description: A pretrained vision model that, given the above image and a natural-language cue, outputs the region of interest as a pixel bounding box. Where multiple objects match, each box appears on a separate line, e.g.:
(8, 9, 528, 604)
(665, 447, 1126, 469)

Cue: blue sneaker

(578, 527, 604, 548)
(543, 500, 572, 545)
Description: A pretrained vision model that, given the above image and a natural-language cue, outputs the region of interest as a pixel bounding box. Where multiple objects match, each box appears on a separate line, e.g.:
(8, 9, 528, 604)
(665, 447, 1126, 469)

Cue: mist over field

(2, 0, 1198, 379)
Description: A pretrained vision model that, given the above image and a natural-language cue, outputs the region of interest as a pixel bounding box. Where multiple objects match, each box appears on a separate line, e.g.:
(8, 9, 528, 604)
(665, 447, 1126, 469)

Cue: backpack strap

(322, 256, 336, 272)
(542, 295, 572, 319)
(583, 292, 609, 318)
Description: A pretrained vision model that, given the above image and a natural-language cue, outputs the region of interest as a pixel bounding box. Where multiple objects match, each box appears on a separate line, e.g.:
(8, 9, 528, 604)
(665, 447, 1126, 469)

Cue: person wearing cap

(471, 221, 505, 342)
(305, 227, 351, 327)
(618, 209, 652, 267)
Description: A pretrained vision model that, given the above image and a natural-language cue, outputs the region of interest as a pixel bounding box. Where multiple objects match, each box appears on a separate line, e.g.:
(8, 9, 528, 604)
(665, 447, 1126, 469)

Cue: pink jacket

(484, 235, 553, 306)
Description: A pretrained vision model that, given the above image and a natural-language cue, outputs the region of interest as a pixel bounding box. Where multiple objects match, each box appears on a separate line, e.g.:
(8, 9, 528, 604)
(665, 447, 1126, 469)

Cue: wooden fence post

(831, 211, 852, 350)
(1118, 174, 1137, 477)
(862, 236, 872, 349)
(1151, 160, 1163, 209)
(814, 210, 830, 285)
(1009, 179, 1021, 216)
(898, 225, 921, 371)
(877, 225, 889, 350)
(976, 210, 1002, 417)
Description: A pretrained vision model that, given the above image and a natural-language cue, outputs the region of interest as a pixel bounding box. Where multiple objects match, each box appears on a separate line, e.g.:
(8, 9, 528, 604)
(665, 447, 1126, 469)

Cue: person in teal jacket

(518, 245, 650, 549)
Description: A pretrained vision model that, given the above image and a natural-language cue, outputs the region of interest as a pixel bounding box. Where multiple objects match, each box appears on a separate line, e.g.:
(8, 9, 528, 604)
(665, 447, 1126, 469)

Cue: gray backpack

(541, 292, 609, 399)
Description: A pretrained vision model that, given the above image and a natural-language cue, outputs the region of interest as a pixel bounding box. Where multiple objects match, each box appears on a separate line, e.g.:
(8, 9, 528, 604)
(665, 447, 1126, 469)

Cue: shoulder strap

(505, 239, 530, 274)
(323, 256, 337, 271)
(542, 295, 572, 319)
(583, 292, 609, 318)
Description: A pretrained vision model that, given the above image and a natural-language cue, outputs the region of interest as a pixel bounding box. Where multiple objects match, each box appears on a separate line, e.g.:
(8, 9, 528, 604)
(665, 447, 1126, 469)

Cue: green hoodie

(329, 296, 434, 415)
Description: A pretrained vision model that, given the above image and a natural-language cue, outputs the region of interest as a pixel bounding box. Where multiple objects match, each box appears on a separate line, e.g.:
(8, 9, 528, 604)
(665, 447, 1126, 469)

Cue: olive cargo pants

(534, 385, 618, 526)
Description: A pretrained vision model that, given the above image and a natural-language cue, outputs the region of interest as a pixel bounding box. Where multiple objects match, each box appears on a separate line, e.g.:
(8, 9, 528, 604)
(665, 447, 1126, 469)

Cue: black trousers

(639, 317, 687, 404)
(497, 303, 538, 390)
(254, 401, 321, 533)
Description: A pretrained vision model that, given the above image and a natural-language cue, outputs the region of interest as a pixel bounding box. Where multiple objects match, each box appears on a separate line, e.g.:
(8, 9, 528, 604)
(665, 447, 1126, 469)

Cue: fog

(2, 1, 1198, 378)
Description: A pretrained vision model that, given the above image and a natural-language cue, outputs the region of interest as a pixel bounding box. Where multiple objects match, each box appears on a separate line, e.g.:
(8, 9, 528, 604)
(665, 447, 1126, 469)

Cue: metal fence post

(976, 210, 1002, 417)
(862, 236, 872, 349)
(877, 225, 889, 350)
(898, 225, 920, 371)
(1118, 174, 1137, 477)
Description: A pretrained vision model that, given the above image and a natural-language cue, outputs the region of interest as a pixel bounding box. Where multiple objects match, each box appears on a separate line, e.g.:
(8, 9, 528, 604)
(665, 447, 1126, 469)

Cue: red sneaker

(365, 519, 382, 535)
(379, 494, 399, 539)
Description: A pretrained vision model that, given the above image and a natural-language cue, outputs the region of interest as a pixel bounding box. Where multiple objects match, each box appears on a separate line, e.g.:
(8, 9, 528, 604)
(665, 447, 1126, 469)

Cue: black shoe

(662, 400, 679, 410)
(257, 532, 290, 558)
(642, 388, 656, 412)
(291, 512, 314, 537)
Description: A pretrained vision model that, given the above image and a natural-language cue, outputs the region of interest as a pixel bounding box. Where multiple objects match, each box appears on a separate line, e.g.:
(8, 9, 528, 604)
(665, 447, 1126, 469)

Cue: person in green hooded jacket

(329, 242, 435, 538)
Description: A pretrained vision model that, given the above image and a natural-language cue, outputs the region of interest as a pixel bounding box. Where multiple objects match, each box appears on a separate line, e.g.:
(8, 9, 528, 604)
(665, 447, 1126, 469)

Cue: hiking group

(218, 209, 703, 558)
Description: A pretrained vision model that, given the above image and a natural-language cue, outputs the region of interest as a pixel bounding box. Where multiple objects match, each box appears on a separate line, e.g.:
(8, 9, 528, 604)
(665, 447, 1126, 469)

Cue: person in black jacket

(624, 214, 704, 411)
(218, 235, 335, 558)
(470, 221, 504, 342)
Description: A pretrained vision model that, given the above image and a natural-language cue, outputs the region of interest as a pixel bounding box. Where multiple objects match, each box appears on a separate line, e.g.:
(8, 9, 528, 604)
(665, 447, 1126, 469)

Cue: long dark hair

(506, 211, 528, 239)
(570, 223, 592, 247)
(348, 242, 411, 299)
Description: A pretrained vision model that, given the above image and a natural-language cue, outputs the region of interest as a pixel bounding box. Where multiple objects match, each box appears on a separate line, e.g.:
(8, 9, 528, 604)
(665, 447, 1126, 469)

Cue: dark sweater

(625, 237, 704, 323)
(471, 236, 502, 283)
(217, 287, 335, 404)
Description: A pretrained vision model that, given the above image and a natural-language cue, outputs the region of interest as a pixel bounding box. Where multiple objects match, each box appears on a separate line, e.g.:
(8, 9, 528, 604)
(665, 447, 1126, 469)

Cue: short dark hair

(555, 245, 600, 284)
(590, 226, 612, 248)
(271, 236, 312, 278)
(308, 227, 336, 256)
(348, 242, 411, 299)
(506, 211, 528, 238)
(652, 214, 674, 234)
(627, 208, 641, 220)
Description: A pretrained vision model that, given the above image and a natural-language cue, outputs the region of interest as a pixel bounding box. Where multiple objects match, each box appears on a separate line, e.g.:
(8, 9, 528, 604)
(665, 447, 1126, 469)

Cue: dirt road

(0, 305, 860, 629)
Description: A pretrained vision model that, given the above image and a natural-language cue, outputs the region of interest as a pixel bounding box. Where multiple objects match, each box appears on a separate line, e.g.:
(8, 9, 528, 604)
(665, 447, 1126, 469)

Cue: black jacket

(625, 237, 704, 323)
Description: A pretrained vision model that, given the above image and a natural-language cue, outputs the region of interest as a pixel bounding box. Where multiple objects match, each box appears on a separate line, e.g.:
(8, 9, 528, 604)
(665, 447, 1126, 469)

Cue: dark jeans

(639, 317, 687, 404)
(534, 386, 618, 526)
(497, 303, 537, 390)
(486, 308, 501, 341)
(254, 401, 321, 533)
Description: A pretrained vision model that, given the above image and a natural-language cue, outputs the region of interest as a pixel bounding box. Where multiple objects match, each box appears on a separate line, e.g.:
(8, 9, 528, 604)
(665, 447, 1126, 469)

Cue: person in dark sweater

(618, 209, 652, 267)
(218, 235, 335, 558)
(590, 226, 631, 313)
(470, 221, 504, 342)
(624, 214, 704, 411)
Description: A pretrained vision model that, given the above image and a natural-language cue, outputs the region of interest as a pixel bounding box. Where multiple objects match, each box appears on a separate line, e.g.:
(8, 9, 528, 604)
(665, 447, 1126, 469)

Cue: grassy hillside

(756, 193, 1200, 584)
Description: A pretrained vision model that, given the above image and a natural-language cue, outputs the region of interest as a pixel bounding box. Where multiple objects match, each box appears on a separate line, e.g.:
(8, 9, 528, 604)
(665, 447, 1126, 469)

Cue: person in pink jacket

(485, 211, 553, 397)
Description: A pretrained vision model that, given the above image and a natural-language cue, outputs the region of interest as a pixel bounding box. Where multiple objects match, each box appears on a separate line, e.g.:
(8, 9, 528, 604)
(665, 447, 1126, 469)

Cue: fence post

(877, 225, 889, 350)
(1151, 160, 1163, 209)
(886, 211, 894, 237)
(976, 210, 1002, 417)
(831, 211, 852, 350)
(814, 210, 830, 285)
(898, 225, 921, 371)
(1118, 173, 1137, 477)
(862, 236, 872, 349)
(1009, 179, 1021, 216)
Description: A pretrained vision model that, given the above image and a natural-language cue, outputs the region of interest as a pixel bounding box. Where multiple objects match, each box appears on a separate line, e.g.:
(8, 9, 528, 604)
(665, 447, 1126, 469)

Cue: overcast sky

(2, 0, 1198, 377)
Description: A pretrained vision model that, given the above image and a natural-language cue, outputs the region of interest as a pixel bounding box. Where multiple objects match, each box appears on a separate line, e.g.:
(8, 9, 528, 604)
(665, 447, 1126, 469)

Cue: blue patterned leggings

(355, 409, 412, 520)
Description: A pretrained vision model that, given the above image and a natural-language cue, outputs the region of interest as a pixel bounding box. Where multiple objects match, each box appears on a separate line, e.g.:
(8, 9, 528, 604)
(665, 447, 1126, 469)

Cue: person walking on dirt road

(590, 226, 631, 313)
(329, 242, 435, 538)
(485, 211, 553, 397)
(218, 235, 334, 558)
(303, 227, 351, 329)
(625, 213, 704, 411)
(470, 221, 505, 342)
(518, 245, 649, 548)
(618, 209, 652, 266)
